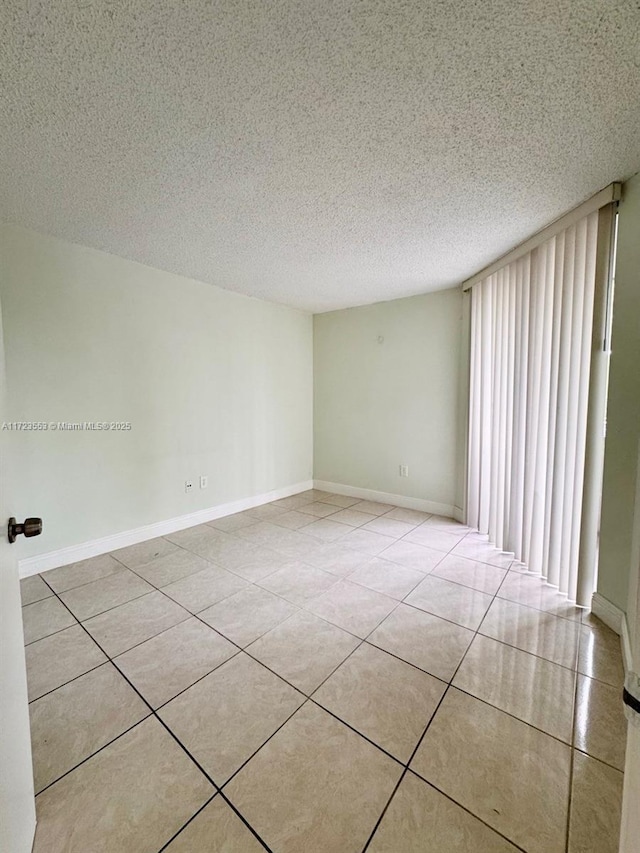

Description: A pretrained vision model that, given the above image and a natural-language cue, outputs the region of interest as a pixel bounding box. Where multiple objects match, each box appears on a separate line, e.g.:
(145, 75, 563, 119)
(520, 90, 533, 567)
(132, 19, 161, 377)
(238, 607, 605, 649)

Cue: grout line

(219, 697, 313, 792)
(154, 793, 218, 852)
(27, 658, 107, 705)
(33, 706, 155, 797)
(564, 620, 583, 852)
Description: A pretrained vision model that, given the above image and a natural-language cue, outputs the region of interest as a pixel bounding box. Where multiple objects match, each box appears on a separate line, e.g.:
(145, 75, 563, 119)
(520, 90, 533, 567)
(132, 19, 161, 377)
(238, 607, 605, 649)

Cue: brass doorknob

(8, 517, 43, 544)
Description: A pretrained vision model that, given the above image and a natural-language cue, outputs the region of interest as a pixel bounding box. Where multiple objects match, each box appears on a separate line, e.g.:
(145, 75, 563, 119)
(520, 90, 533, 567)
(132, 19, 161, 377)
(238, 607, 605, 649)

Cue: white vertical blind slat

(468, 211, 600, 602)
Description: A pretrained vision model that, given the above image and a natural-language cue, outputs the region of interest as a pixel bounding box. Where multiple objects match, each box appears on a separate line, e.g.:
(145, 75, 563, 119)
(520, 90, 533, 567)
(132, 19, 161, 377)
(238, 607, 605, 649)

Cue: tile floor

(20, 489, 627, 853)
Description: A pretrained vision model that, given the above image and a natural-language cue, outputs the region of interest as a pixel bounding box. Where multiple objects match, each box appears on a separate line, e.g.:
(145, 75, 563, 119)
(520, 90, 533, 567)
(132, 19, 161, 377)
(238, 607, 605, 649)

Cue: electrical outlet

(399, 465, 409, 477)
(185, 480, 193, 493)
(200, 475, 208, 490)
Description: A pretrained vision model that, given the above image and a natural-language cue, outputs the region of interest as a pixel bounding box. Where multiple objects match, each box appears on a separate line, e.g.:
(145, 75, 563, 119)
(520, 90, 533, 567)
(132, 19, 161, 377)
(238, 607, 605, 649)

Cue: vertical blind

(467, 211, 601, 602)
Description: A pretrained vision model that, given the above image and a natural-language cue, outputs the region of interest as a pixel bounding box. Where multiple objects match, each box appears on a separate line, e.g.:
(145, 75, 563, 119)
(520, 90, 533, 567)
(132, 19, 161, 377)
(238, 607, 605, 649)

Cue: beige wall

(0, 225, 313, 558)
(598, 172, 640, 612)
(313, 288, 464, 513)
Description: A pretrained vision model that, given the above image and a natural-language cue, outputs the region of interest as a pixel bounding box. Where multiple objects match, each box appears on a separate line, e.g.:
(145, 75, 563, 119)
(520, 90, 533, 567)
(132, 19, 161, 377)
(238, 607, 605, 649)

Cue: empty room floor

(20, 489, 626, 853)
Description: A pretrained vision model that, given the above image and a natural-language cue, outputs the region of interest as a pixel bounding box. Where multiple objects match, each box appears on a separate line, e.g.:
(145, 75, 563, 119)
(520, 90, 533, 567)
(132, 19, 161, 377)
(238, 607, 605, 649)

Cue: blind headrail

(461, 182, 621, 292)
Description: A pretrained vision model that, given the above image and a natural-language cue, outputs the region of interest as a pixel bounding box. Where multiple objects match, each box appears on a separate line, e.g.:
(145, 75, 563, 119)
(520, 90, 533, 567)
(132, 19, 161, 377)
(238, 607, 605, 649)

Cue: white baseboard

(591, 592, 633, 674)
(19, 480, 313, 579)
(313, 480, 455, 518)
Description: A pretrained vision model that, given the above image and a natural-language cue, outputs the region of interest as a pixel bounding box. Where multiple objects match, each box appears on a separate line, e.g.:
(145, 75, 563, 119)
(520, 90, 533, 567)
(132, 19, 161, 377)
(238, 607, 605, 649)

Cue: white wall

(598, 172, 640, 613)
(313, 288, 464, 513)
(0, 225, 313, 559)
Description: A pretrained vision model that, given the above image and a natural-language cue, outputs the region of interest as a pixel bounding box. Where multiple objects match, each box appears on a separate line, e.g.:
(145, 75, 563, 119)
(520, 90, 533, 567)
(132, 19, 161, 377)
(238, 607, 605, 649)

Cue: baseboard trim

(591, 592, 633, 674)
(452, 506, 465, 524)
(19, 480, 314, 579)
(313, 480, 455, 518)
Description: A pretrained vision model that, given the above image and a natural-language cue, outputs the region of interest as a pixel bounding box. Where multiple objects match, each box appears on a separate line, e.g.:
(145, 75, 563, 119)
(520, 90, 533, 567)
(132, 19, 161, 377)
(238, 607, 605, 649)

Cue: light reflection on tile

(574, 673, 627, 770)
(497, 572, 582, 622)
(404, 575, 493, 630)
(568, 751, 623, 853)
(577, 621, 625, 687)
(412, 689, 571, 853)
(453, 634, 575, 742)
(480, 597, 580, 669)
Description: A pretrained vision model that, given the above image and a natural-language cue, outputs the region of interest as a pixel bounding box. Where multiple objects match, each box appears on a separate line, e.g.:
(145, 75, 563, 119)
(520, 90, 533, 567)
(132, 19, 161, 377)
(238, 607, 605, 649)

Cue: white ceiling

(1, 1, 639, 313)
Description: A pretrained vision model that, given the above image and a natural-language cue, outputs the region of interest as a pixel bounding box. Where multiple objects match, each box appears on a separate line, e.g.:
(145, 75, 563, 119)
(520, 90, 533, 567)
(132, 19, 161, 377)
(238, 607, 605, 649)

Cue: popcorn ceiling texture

(1, 0, 639, 312)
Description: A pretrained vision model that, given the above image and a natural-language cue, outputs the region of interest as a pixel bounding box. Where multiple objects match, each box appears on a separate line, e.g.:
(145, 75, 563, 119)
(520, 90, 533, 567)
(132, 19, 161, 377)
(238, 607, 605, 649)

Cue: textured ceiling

(1, 1, 640, 313)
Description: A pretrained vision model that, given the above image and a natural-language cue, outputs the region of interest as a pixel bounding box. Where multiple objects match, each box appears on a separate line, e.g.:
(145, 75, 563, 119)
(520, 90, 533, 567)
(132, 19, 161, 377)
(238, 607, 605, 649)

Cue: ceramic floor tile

(431, 553, 507, 594)
(351, 500, 395, 515)
(111, 537, 179, 569)
(568, 751, 623, 853)
(384, 506, 432, 524)
(498, 572, 583, 621)
(115, 617, 237, 708)
(265, 531, 325, 561)
(20, 574, 53, 606)
(82, 591, 190, 657)
(165, 523, 230, 552)
(421, 515, 473, 533)
(222, 548, 297, 582)
(164, 796, 265, 852)
(411, 688, 571, 853)
(32, 716, 213, 853)
(238, 521, 305, 548)
(317, 493, 361, 508)
(23, 597, 76, 645)
(379, 540, 446, 573)
(480, 597, 580, 669)
(313, 643, 445, 761)
(43, 554, 125, 594)
(404, 526, 465, 552)
(271, 510, 315, 530)
(577, 620, 625, 687)
(246, 610, 360, 694)
(245, 503, 288, 521)
(451, 536, 514, 568)
(327, 508, 378, 527)
(299, 501, 340, 518)
(258, 562, 337, 605)
(131, 549, 212, 588)
(574, 673, 627, 770)
(301, 489, 335, 501)
(368, 771, 519, 853)
(25, 624, 107, 702)
(453, 634, 575, 742)
(158, 653, 304, 784)
(208, 511, 259, 532)
(303, 543, 370, 576)
(368, 604, 474, 681)
(348, 557, 424, 599)
(271, 494, 317, 510)
(30, 662, 149, 792)
(404, 575, 493, 630)
(363, 516, 416, 538)
(340, 527, 398, 556)
(302, 518, 351, 542)
(199, 585, 298, 647)
(225, 701, 401, 853)
(184, 534, 263, 570)
(161, 565, 248, 613)
(59, 569, 153, 620)
(305, 580, 397, 638)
